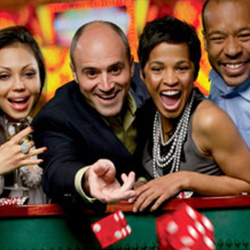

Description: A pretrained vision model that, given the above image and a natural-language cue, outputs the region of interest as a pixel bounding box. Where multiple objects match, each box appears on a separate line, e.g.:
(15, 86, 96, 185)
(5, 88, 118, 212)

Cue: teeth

(15, 99, 26, 102)
(10, 98, 26, 103)
(225, 63, 243, 69)
(161, 90, 180, 96)
(99, 93, 116, 100)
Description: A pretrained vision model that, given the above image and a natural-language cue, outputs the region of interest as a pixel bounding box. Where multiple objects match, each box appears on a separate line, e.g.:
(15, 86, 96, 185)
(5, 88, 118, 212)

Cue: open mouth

(8, 97, 29, 104)
(8, 97, 30, 111)
(160, 90, 181, 107)
(97, 92, 118, 100)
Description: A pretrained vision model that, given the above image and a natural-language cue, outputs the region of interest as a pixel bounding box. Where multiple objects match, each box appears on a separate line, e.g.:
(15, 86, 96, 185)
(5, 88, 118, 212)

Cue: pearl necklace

(152, 91, 195, 178)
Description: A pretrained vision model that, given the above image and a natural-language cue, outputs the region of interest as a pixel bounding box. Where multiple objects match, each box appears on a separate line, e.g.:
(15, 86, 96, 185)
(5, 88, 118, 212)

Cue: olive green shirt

(75, 93, 137, 202)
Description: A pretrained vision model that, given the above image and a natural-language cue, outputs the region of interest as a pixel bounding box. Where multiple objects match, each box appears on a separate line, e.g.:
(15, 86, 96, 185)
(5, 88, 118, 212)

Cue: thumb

(93, 159, 116, 183)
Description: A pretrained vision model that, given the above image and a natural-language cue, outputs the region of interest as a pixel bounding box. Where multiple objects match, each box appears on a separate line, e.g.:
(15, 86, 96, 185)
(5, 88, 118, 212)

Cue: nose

(163, 69, 178, 86)
(13, 76, 25, 91)
(224, 36, 242, 58)
(99, 73, 114, 92)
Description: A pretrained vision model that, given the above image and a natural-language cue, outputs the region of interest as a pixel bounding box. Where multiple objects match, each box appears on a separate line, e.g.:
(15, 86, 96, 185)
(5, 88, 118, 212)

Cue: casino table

(0, 195, 250, 249)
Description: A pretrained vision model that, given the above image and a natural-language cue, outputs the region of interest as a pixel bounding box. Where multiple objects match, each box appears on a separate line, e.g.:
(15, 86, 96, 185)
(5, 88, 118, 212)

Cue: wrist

(82, 168, 91, 196)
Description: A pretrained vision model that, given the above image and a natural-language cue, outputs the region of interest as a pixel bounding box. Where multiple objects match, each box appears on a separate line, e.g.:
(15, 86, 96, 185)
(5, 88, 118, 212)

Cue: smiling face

(0, 43, 41, 121)
(142, 42, 194, 125)
(71, 23, 134, 118)
(203, 0, 250, 87)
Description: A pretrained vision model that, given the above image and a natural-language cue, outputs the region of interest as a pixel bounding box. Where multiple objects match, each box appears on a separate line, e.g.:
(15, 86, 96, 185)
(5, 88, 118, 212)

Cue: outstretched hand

(87, 159, 136, 203)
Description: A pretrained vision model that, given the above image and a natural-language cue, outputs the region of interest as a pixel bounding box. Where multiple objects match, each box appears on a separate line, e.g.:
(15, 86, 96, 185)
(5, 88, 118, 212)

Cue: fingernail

(128, 198, 133, 203)
(133, 207, 137, 213)
(43, 147, 48, 152)
(30, 126, 34, 130)
(39, 159, 44, 163)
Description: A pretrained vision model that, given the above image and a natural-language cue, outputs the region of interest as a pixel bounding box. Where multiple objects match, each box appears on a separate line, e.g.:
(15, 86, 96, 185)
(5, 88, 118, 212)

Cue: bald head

(70, 21, 131, 68)
(202, 0, 250, 33)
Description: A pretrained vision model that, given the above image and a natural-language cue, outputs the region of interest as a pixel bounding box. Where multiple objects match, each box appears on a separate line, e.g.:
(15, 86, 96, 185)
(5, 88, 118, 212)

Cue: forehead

(0, 43, 37, 64)
(204, 0, 250, 32)
(73, 24, 128, 67)
(149, 42, 190, 62)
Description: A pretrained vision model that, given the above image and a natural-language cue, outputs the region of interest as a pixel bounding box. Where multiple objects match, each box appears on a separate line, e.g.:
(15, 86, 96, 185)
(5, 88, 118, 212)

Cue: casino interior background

(0, 0, 209, 104)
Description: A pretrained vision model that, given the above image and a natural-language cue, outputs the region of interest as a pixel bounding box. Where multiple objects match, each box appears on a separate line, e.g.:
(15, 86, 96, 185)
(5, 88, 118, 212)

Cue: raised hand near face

(0, 126, 47, 175)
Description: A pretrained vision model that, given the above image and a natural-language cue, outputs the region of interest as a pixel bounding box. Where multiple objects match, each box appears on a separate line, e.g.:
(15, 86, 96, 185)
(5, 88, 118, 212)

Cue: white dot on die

(93, 223, 101, 232)
(121, 228, 127, 236)
(202, 216, 214, 231)
(186, 206, 197, 220)
(181, 236, 194, 246)
(203, 236, 215, 249)
(114, 213, 119, 222)
(195, 221, 205, 234)
(126, 225, 132, 234)
(114, 230, 122, 239)
(166, 220, 178, 234)
(118, 211, 124, 219)
(187, 225, 198, 239)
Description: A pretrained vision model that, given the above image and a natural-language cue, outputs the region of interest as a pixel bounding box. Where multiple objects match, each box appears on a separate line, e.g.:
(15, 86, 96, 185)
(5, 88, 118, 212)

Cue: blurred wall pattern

(0, 0, 210, 101)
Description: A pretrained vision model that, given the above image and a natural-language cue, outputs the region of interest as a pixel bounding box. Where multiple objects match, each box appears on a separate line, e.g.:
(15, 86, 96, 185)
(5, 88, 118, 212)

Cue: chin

(100, 107, 122, 118)
(8, 112, 29, 121)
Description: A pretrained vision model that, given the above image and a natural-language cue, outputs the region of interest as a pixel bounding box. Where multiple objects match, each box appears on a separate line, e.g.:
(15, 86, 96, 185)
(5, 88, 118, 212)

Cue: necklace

(152, 91, 195, 178)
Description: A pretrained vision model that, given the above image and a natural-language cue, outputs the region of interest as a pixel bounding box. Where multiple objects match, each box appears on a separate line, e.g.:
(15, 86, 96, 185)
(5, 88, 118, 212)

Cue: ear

(202, 30, 208, 52)
(129, 55, 135, 77)
(70, 62, 78, 83)
(140, 68, 146, 83)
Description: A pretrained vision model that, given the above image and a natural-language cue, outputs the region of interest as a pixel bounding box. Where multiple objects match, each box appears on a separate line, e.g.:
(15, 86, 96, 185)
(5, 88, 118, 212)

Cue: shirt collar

(102, 92, 136, 127)
(209, 69, 250, 101)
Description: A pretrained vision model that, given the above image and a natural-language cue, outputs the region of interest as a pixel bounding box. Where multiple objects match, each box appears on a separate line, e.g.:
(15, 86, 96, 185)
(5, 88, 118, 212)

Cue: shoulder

(193, 99, 232, 133)
(192, 99, 239, 154)
(33, 81, 89, 125)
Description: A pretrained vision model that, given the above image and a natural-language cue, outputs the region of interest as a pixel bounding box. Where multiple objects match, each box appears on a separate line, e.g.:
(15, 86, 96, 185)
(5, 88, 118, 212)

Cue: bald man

(32, 21, 149, 209)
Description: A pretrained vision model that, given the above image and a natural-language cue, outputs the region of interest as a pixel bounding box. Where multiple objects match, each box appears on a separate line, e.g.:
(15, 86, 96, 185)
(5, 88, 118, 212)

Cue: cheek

(30, 82, 41, 96)
(207, 44, 222, 58)
(146, 75, 161, 91)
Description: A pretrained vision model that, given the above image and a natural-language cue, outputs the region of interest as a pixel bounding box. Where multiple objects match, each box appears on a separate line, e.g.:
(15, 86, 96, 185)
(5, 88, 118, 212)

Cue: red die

(156, 202, 215, 250)
(91, 210, 132, 249)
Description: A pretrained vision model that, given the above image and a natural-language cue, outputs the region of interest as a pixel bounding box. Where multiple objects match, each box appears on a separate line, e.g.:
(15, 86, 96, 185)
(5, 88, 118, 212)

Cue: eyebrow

(149, 61, 164, 66)
(81, 61, 125, 72)
(0, 63, 36, 70)
(149, 60, 190, 65)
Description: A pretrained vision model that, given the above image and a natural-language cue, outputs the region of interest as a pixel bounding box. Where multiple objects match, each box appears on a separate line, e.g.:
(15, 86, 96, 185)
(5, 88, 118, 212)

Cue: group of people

(0, 0, 249, 212)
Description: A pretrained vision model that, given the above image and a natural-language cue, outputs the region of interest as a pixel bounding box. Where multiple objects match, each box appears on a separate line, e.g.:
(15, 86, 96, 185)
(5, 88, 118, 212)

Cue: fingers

(121, 171, 135, 191)
(103, 189, 136, 204)
(11, 126, 33, 144)
(93, 159, 116, 183)
(28, 147, 47, 157)
(133, 188, 155, 212)
(19, 158, 44, 167)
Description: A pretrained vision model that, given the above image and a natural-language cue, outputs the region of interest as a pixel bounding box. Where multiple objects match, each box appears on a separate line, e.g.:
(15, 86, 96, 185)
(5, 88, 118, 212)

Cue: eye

(24, 71, 37, 78)
(110, 65, 121, 75)
(0, 73, 10, 80)
(177, 66, 190, 72)
(85, 69, 98, 78)
(238, 32, 250, 42)
(208, 35, 226, 43)
(151, 66, 163, 73)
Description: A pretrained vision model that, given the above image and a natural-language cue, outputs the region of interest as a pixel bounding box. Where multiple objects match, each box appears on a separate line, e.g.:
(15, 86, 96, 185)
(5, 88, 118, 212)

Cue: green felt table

(0, 195, 250, 249)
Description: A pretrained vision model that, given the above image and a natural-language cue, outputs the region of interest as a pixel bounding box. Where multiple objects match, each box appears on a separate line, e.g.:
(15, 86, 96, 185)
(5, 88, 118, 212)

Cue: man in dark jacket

(32, 21, 149, 209)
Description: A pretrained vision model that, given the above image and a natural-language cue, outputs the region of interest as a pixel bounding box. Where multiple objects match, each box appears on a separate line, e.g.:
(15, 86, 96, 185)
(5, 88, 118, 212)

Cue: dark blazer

(32, 63, 149, 208)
